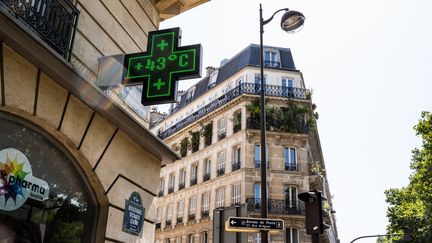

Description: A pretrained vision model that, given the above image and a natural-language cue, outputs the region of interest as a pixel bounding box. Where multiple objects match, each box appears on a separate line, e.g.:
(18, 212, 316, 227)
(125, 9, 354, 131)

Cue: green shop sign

(123, 27, 202, 105)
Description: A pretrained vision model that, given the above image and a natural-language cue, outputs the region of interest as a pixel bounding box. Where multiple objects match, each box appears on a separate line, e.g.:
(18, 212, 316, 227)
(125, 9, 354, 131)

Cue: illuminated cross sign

(123, 27, 202, 105)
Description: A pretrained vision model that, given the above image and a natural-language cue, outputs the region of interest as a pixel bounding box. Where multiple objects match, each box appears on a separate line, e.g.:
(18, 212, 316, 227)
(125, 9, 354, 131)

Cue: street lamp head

(280, 10, 305, 33)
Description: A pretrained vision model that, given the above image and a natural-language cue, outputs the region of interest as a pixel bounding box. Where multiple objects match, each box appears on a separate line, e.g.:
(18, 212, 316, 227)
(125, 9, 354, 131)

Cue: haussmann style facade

(0, 0, 208, 242)
(151, 45, 339, 243)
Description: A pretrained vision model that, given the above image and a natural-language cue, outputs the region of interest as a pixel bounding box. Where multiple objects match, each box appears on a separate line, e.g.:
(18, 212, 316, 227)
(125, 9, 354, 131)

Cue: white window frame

(202, 192, 210, 212)
(231, 183, 241, 205)
(168, 174, 175, 189)
(286, 228, 299, 243)
(218, 117, 227, 137)
(216, 187, 225, 208)
(166, 203, 173, 220)
(204, 159, 211, 175)
(285, 185, 298, 207)
(189, 196, 197, 215)
(177, 200, 184, 219)
(156, 207, 162, 223)
(217, 151, 226, 170)
(179, 168, 186, 185)
(284, 147, 297, 170)
(159, 178, 165, 194)
(233, 146, 241, 164)
(200, 231, 208, 243)
(191, 163, 198, 180)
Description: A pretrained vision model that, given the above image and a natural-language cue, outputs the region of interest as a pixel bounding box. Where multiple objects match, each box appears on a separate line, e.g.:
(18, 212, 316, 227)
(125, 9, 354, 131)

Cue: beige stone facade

(0, 0, 207, 242)
(151, 46, 339, 243)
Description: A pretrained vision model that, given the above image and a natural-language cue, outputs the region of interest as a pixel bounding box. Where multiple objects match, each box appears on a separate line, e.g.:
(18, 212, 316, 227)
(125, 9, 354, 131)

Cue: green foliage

(48, 221, 84, 243)
(190, 131, 200, 152)
(180, 137, 190, 157)
(246, 99, 318, 133)
(382, 111, 432, 243)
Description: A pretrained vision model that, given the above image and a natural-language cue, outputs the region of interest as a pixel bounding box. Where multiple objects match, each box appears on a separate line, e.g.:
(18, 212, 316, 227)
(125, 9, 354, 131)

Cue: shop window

(0, 113, 98, 242)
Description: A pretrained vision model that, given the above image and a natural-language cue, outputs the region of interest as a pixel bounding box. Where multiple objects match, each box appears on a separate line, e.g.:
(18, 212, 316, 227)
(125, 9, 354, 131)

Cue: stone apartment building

(151, 44, 339, 243)
(0, 0, 207, 242)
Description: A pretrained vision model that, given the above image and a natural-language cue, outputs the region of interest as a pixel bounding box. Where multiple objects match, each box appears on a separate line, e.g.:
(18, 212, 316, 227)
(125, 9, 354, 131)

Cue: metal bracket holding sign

(122, 191, 145, 237)
(225, 217, 284, 234)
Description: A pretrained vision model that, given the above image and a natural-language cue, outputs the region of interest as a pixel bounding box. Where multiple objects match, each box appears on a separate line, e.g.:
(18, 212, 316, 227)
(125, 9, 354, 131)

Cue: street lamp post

(259, 4, 305, 243)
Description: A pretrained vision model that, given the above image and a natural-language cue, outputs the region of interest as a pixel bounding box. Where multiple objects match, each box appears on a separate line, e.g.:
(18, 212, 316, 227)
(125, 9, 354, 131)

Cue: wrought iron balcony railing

(155, 222, 161, 229)
(218, 132, 226, 140)
(264, 60, 280, 68)
(168, 187, 174, 194)
(203, 173, 210, 182)
(158, 191, 164, 197)
(201, 210, 209, 219)
(165, 220, 172, 227)
(0, 0, 79, 60)
(188, 214, 195, 221)
(247, 117, 309, 134)
(246, 198, 305, 215)
(190, 178, 197, 186)
(232, 162, 240, 171)
(285, 163, 298, 171)
(176, 217, 183, 225)
(178, 183, 185, 190)
(217, 167, 225, 176)
(157, 83, 309, 140)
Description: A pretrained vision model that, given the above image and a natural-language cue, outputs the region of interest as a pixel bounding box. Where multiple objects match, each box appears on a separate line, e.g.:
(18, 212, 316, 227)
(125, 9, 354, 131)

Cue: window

(254, 144, 269, 168)
(188, 234, 194, 243)
(285, 185, 298, 212)
(232, 146, 241, 170)
(168, 174, 175, 193)
(254, 74, 267, 93)
(216, 187, 225, 208)
(282, 77, 294, 97)
(179, 168, 186, 190)
(156, 207, 162, 229)
(208, 70, 219, 88)
(159, 178, 165, 196)
(284, 148, 297, 171)
(177, 200, 184, 221)
(191, 163, 198, 186)
(254, 183, 269, 209)
(189, 196, 197, 215)
(175, 237, 181, 243)
(200, 231, 208, 243)
(286, 228, 299, 243)
(186, 86, 196, 103)
(231, 183, 241, 205)
(217, 151, 226, 176)
(201, 192, 210, 218)
(166, 203, 173, 226)
(203, 159, 211, 181)
(264, 50, 279, 67)
(233, 111, 242, 133)
(217, 117, 227, 140)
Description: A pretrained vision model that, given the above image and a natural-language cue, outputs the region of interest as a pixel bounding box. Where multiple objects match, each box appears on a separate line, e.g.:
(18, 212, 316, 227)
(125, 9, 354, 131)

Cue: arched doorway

(0, 111, 104, 242)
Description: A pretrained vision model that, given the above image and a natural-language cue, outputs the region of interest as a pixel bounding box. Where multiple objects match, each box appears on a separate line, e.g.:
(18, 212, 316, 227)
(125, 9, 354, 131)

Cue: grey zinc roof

(174, 44, 297, 113)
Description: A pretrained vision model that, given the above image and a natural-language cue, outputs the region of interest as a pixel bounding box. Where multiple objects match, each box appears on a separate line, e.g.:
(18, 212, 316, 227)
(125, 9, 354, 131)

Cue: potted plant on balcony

(180, 137, 190, 157)
(190, 131, 200, 153)
(232, 111, 242, 133)
(200, 122, 213, 147)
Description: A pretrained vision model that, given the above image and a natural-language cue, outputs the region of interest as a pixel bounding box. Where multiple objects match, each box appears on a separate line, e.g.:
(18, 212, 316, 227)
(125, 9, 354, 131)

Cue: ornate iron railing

(176, 217, 183, 225)
(155, 222, 161, 229)
(232, 162, 240, 171)
(217, 168, 225, 176)
(247, 117, 309, 134)
(178, 183, 185, 190)
(157, 83, 309, 139)
(246, 198, 305, 215)
(188, 214, 195, 221)
(203, 173, 210, 182)
(201, 210, 209, 219)
(190, 178, 197, 186)
(1, 0, 79, 60)
(158, 191, 164, 197)
(168, 187, 174, 194)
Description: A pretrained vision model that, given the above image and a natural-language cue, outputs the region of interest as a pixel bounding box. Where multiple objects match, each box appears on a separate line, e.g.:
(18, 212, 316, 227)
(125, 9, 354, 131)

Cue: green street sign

(123, 27, 202, 105)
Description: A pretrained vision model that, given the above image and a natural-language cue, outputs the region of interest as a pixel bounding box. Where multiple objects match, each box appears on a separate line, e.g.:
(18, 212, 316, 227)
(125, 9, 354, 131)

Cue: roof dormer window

(186, 86, 196, 103)
(264, 49, 280, 68)
(208, 70, 219, 89)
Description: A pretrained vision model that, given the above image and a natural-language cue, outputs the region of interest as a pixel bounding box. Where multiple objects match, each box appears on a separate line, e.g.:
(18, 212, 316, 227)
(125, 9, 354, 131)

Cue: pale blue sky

(160, 0, 432, 242)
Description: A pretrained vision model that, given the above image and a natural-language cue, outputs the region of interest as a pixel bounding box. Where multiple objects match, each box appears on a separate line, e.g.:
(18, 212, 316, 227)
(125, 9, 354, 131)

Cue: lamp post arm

(262, 8, 289, 26)
(350, 233, 403, 243)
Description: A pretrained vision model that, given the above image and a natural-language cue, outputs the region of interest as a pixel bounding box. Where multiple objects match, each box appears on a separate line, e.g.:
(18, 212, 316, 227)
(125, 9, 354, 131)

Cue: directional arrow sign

(123, 27, 202, 105)
(225, 217, 284, 233)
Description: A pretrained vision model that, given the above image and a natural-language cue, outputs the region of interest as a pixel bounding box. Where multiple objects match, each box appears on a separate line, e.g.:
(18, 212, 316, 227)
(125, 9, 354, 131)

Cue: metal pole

(350, 234, 403, 243)
(312, 234, 319, 243)
(259, 4, 268, 243)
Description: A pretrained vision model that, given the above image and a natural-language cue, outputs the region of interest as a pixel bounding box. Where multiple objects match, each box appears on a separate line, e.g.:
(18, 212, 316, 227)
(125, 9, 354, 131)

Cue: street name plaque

(123, 27, 202, 105)
(225, 217, 284, 233)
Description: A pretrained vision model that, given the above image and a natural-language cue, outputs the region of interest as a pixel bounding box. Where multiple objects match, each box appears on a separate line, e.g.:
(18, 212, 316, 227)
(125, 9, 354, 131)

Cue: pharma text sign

(225, 217, 284, 233)
(122, 191, 145, 237)
(123, 27, 202, 105)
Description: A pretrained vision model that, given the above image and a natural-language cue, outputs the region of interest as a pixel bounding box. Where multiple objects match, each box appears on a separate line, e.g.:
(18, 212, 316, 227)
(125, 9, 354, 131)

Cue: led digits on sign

(123, 28, 202, 105)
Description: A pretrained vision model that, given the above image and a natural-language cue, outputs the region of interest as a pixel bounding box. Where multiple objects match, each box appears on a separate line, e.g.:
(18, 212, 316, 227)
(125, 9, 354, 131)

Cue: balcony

(264, 60, 280, 68)
(233, 123, 241, 133)
(285, 163, 298, 171)
(232, 162, 240, 171)
(155, 222, 161, 229)
(246, 198, 304, 215)
(204, 135, 212, 147)
(247, 117, 309, 134)
(218, 132, 226, 140)
(158, 191, 164, 197)
(201, 210, 209, 219)
(203, 173, 210, 182)
(176, 217, 183, 225)
(168, 187, 174, 194)
(157, 83, 309, 140)
(0, 0, 79, 60)
(178, 183, 185, 190)
(217, 168, 225, 176)
(165, 220, 172, 227)
(254, 160, 269, 169)
(188, 214, 195, 222)
(190, 178, 197, 186)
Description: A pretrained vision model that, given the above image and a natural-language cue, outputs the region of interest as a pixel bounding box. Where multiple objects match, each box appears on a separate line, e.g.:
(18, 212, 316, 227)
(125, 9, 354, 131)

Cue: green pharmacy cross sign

(123, 27, 202, 105)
